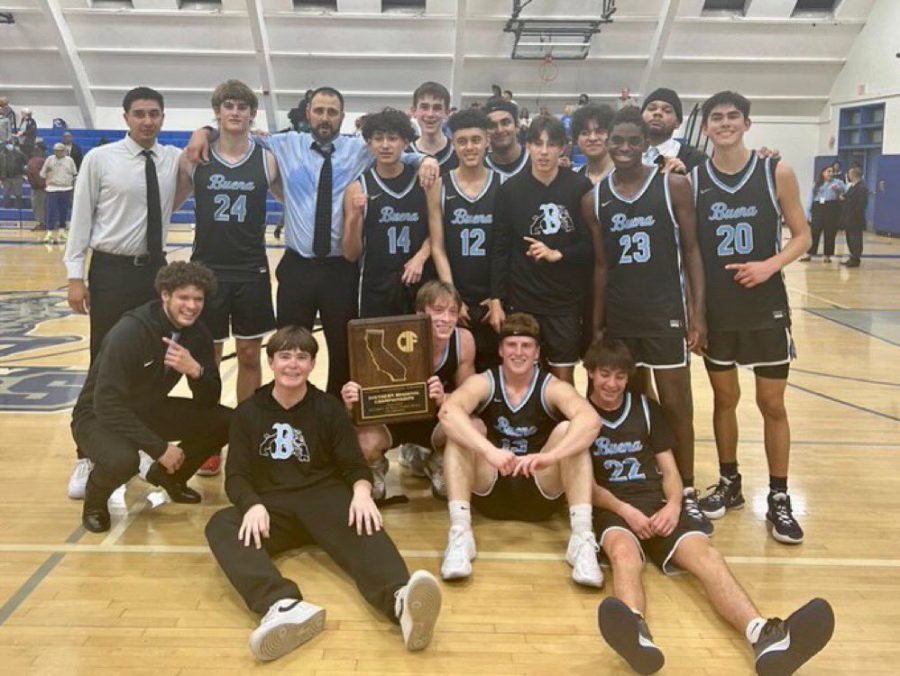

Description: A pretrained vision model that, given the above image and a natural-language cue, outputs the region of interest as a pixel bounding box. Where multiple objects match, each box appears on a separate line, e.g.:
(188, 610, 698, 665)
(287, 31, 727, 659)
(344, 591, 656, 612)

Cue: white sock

(569, 504, 593, 536)
(745, 617, 767, 644)
(448, 500, 471, 531)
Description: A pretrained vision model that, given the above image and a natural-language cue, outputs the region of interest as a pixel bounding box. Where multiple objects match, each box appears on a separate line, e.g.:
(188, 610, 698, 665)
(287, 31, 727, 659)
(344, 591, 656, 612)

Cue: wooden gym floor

(0, 225, 898, 674)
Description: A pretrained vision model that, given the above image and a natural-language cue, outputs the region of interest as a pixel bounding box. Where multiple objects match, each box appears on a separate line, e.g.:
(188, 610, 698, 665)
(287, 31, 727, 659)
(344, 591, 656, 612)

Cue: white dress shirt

(64, 134, 181, 279)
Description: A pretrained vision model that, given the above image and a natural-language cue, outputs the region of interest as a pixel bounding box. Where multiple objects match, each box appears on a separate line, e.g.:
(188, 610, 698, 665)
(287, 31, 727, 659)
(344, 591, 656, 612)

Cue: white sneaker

(108, 484, 127, 510)
(566, 532, 604, 588)
(398, 443, 427, 477)
(368, 456, 389, 501)
(249, 599, 326, 661)
(440, 527, 476, 581)
(423, 450, 446, 499)
(137, 450, 154, 482)
(67, 458, 93, 500)
(395, 570, 442, 651)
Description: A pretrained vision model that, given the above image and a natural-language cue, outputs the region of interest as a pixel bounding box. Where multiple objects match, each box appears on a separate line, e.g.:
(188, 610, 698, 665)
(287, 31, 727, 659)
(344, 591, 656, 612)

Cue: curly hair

(361, 108, 417, 143)
(154, 261, 217, 298)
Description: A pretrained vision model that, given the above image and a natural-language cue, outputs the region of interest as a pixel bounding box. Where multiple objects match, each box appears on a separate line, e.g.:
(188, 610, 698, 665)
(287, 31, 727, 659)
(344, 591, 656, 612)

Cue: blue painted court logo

(0, 292, 85, 412)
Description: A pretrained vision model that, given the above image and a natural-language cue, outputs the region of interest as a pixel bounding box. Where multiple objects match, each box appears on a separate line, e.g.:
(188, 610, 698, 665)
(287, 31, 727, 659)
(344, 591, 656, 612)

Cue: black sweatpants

(205, 479, 409, 618)
(275, 250, 358, 398)
(808, 202, 841, 257)
(73, 397, 231, 497)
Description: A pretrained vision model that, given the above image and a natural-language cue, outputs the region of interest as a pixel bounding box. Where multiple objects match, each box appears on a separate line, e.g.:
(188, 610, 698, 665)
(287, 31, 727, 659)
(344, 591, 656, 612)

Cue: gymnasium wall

(819, 0, 900, 154)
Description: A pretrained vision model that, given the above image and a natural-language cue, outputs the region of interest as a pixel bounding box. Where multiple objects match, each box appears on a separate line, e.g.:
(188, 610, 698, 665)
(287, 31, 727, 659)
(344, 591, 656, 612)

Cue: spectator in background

(0, 111, 10, 145)
(502, 89, 517, 106)
(800, 166, 845, 263)
(17, 108, 37, 158)
(40, 142, 77, 244)
(490, 84, 502, 101)
(0, 97, 16, 139)
(62, 131, 84, 171)
(517, 107, 531, 145)
(840, 167, 867, 268)
(831, 160, 843, 183)
(0, 138, 27, 214)
(616, 86, 638, 110)
(577, 93, 589, 106)
(26, 142, 48, 231)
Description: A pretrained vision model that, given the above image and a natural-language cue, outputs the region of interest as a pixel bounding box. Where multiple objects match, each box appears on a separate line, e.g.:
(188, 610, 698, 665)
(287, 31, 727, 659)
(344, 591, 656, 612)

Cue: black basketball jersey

(590, 393, 673, 502)
(408, 138, 458, 175)
(441, 169, 502, 305)
(485, 148, 531, 182)
(359, 164, 429, 289)
(192, 143, 269, 281)
(434, 327, 461, 394)
(478, 365, 559, 456)
(597, 167, 687, 337)
(692, 154, 790, 331)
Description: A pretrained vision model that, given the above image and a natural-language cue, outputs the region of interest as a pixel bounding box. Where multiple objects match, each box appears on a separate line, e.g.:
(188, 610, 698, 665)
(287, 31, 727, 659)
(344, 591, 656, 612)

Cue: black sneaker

(766, 492, 804, 544)
(753, 598, 835, 676)
(598, 597, 665, 675)
(699, 474, 745, 520)
(682, 487, 714, 535)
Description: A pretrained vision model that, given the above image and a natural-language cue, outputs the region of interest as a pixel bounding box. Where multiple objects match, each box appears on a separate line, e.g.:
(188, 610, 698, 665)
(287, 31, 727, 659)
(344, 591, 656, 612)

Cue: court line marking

(785, 284, 849, 310)
(0, 543, 899, 570)
(0, 525, 85, 626)
(786, 380, 900, 422)
(803, 308, 900, 348)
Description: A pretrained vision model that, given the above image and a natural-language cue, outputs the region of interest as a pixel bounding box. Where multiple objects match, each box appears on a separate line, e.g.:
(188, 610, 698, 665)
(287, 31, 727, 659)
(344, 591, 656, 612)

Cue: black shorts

(704, 327, 794, 379)
(359, 273, 419, 319)
(594, 497, 707, 575)
(465, 302, 500, 372)
(386, 417, 438, 451)
(526, 311, 582, 368)
(201, 275, 276, 342)
(613, 335, 688, 370)
(472, 473, 565, 522)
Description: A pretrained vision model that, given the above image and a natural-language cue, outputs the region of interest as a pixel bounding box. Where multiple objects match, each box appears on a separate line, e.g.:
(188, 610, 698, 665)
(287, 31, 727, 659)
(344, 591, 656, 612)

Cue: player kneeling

(585, 338, 834, 675)
(438, 313, 604, 587)
(205, 326, 441, 661)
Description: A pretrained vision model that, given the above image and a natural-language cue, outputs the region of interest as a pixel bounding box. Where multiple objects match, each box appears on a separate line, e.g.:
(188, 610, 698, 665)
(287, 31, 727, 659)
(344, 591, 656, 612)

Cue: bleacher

(0, 128, 285, 226)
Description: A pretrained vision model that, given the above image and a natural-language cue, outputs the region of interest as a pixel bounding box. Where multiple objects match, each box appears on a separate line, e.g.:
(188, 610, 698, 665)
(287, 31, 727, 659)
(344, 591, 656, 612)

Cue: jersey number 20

(716, 222, 754, 256)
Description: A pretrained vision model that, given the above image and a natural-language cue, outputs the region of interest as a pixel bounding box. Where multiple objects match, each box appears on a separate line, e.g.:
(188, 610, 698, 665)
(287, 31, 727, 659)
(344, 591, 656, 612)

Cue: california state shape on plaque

(347, 315, 435, 425)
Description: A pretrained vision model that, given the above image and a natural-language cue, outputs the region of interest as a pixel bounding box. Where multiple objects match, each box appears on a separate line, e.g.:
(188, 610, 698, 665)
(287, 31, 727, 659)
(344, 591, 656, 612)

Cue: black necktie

(142, 149, 163, 261)
(312, 143, 333, 258)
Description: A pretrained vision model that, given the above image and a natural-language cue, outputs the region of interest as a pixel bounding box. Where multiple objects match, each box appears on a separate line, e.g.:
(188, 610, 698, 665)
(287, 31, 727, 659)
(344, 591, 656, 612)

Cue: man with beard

(641, 88, 707, 175)
(484, 99, 530, 181)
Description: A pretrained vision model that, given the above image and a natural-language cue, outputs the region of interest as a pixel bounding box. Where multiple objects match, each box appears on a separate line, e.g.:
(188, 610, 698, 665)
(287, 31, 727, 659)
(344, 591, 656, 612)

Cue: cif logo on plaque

(348, 315, 434, 425)
(397, 331, 418, 354)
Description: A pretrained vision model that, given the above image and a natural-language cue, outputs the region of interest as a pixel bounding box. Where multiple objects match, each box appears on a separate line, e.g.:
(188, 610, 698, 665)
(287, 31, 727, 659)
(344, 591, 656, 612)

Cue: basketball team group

(59, 78, 835, 674)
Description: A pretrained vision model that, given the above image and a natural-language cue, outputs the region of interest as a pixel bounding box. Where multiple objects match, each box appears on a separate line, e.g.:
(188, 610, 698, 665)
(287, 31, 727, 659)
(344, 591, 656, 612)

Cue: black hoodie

(72, 299, 221, 457)
(225, 382, 372, 514)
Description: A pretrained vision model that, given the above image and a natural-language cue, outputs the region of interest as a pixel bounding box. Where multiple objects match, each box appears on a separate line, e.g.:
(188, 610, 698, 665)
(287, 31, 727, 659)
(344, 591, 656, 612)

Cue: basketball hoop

(539, 54, 558, 82)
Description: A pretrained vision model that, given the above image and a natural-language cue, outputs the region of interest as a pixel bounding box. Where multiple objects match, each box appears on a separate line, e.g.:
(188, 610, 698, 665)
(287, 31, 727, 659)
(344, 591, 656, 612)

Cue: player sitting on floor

(585, 337, 834, 676)
(437, 312, 604, 587)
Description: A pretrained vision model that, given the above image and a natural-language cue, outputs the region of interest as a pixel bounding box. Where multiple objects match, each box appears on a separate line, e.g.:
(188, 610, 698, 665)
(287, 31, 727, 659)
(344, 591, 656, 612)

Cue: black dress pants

(845, 228, 864, 263)
(73, 397, 231, 498)
(275, 250, 358, 397)
(808, 202, 841, 257)
(205, 479, 409, 619)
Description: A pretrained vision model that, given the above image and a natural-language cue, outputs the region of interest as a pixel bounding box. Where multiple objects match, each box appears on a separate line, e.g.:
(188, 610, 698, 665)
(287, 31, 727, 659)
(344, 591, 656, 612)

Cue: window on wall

(383, 0, 426, 9)
(180, 0, 222, 7)
(839, 103, 885, 150)
(91, 0, 134, 7)
(792, 0, 840, 16)
(294, 0, 337, 9)
(702, 0, 746, 15)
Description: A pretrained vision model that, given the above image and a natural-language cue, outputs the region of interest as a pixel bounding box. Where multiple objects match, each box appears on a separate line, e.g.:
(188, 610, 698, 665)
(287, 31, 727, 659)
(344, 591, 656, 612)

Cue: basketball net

(539, 54, 559, 83)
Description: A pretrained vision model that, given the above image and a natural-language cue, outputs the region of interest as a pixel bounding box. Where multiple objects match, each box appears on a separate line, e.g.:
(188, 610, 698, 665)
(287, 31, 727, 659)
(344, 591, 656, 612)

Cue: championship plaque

(348, 315, 435, 425)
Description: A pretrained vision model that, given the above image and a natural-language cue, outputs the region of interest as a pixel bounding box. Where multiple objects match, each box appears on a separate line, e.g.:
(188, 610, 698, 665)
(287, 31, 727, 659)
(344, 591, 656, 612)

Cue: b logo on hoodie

(260, 423, 310, 462)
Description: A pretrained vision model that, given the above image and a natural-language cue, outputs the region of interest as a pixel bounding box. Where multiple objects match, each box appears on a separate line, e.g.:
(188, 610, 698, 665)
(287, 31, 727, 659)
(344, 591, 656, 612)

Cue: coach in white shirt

(63, 86, 191, 500)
